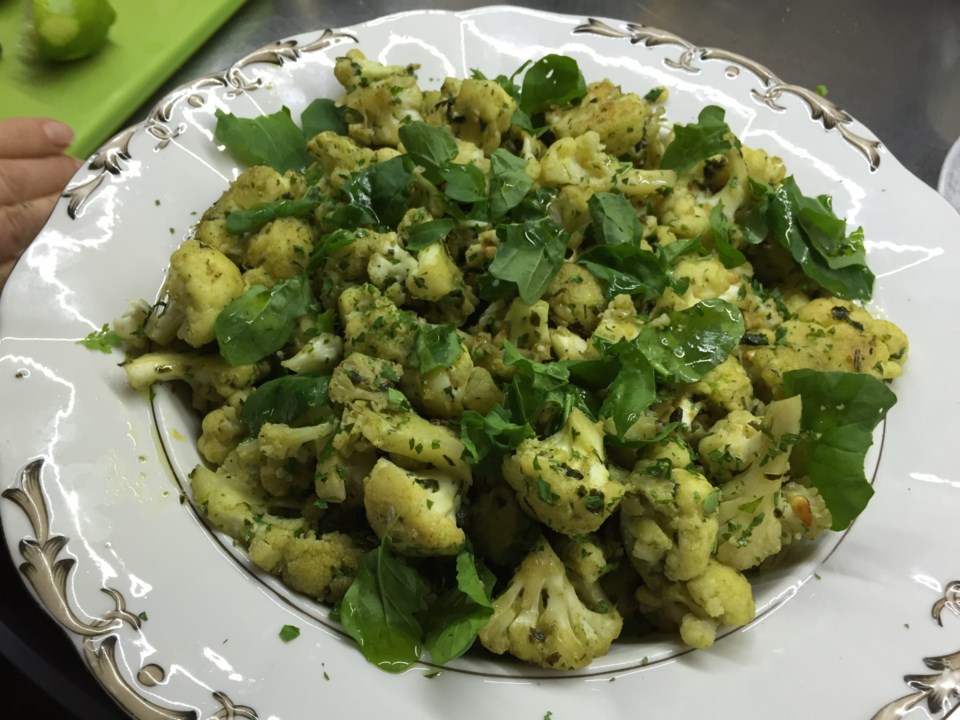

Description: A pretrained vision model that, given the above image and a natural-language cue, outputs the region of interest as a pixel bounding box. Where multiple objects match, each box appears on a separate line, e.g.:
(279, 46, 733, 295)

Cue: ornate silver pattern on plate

(2, 459, 260, 720)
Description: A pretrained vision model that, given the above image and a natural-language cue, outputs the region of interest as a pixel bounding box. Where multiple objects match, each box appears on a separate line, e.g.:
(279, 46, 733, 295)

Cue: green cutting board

(0, 0, 248, 158)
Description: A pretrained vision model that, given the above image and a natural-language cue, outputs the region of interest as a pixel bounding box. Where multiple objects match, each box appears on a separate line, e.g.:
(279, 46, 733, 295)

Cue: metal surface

(2, 0, 958, 715)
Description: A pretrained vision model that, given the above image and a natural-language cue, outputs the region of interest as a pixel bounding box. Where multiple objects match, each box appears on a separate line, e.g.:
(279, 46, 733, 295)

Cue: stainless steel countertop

(3, 1, 959, 717)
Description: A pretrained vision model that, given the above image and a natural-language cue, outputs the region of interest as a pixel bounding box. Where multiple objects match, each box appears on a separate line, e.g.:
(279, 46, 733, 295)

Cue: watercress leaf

(301, 98, 348, 138)
(659, 105, 733, 175)
(214, 107, 310, 172)
(644, 87, 665, 102)
(226, 185, 323, 235)
(503, 340, 575, 426)
(78, 324, 122, 353)
(588, 192, 641, 245)
(659, 235, 707, 264)
(519, 54, 587, 115)
(415, 323, 462, 374)
(510, 108, 537, 134)
(782, 369, 896, 530)
(215, 275, 314, 366)
(340, 543, 427, 673)
(398, 122, 458, 183)
(420, 548, 495, 665)
(240, 375, 331, 436)
(488, 148, 534, 221)
(307, 228, 355, 273)
(560, 355, 620, 392)
(636, 299, 744, 382)
(488, 218, 568, 305)
(476, 274, 515, 302)
(600, 346, 656, 439)
(709, 201, 747, 268)
(767, 176, 874, 300)
(340, 156, 416, 229)
(742, 178, 773, 245)
(440, 162, 487, 203)
(460, 405, 534, 465)
(506, 187, 558, 223)
(577, 243, 668, 300)
(406, 219, 456, 252)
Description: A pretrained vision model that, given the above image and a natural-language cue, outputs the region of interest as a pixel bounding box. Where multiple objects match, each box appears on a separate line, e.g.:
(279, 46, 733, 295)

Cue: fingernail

(43, 120, 74, 149)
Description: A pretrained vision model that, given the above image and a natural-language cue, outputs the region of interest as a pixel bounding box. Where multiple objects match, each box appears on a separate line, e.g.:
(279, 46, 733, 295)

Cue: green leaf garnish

(415, 323, 462, 374)
(659, 105, 734, 175)
(339, 541, 428, 673)
(636, 299, 744, 382)
(301, 98, 349, 138)
(78, 324, 122, 353)
(488, 218, 569, 305)
(215, 274, 314, 366)
(214, 107, 311, 172)
(226, 186, 323, 235)
(240, 375, 331, 436)
(405, 219, 457, 252)
(279, 625, 301, 642)
(782, 369, 896, 530)
(519, 54, 587, 115)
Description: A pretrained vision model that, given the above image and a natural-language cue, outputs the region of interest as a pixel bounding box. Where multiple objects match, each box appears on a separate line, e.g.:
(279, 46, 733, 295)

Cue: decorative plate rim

(2, 6, 958, 720)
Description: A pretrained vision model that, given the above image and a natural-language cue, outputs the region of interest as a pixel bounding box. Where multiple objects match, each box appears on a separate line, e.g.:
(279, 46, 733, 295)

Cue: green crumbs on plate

(279, 624, 300, 642)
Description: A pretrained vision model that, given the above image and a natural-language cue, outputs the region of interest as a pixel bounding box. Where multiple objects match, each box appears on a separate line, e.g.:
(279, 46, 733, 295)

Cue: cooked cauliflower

(503, 408, 624, 535)
(478, 537, 623, 670)
(362, 457, 466, 556)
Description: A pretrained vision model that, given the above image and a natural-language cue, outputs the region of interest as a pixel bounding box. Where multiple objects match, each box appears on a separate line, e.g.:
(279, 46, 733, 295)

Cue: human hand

(0, 117, 84, 292)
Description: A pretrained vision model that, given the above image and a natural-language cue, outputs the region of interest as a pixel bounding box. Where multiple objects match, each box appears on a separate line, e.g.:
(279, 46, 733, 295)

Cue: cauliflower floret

(549, 185, 592, 245)
(328, 351, 404, 410)
(193, 165, 301, 261)
(406, 242, 464, 303)
(656, 255, 743, 313)
(401, 341, 478, 419)
(742, 145, 786, 186)
(739, 298, 909, 399)
(554, 534, 618, 612)
(478, 537, 623, 670)
(242, 217, 313, 285)
(306, 132, 378, 191)
(281, 332, 344, 375)
(366, 232, 418, 305)
(539, 132, 618, 190)
(778, 481, 832, 545)
(550, 326, 590, 361)
(544, 262, 605, 333)
(338, 284, 419, 366)
(546, 79, 658, 159)
(715, 396, 801, 570)
(621, 464, 719, 582)
(592, 294, 644, 344)
(503, 298, 551, 361)
(503, 407, 624, 535)
(256, 421, 337, 497)
(165, 239, 245, 347)
(680, 559, 755, 648)
(345, 400, 472, 483)
(362, 457, 466, 556)
(682, 355, 755, 414)
(334, 49, 423, 147)
(198, 390, 250, 465)
(448, 78, 516, 154)
(122, 351, 265, 411)
(245, 520, 365, 602)
(697, 409, 767, 482)
(315, 446, 377, 506)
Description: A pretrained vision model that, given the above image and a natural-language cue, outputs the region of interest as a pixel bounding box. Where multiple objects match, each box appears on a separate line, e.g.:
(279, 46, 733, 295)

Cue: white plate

(2, 6, 959, 719)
